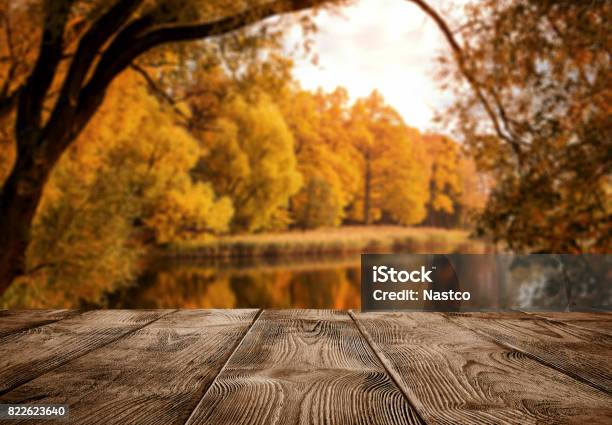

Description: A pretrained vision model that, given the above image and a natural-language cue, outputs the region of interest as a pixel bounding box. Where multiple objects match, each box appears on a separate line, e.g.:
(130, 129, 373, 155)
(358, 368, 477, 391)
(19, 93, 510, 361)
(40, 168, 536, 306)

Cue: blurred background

(0, 0, 609, 309)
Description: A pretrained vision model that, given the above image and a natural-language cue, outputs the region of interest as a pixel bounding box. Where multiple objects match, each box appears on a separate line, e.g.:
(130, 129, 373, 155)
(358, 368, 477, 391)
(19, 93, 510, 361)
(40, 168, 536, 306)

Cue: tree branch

(138, 0, 324, 47)
(407, 0, 525, 167)
(63, 0, 144, 102)
(129, 62, 190, 121)
(0, 10, 16, 98)
(16, 0, 75, 146)
(43, 0, 147, 149)
(73, 0, 327, 140)
(0, 86, 20, 120)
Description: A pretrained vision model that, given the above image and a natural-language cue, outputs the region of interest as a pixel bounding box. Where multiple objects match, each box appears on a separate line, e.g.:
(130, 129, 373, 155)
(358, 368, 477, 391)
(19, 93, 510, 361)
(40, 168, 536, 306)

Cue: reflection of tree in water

(230, 269, 359, 309)
(288, 269, 359, 309)
(109, 268, 236, 309)
(509, 255, 611, 311)
(230, 272, 294, 308)
(108, 263, 361, 309)
(104, 253, 609, 311)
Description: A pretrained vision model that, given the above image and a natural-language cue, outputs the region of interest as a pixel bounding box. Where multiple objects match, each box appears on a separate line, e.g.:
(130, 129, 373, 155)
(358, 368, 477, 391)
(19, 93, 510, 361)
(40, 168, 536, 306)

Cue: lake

(107, 240, 610, 311)
(108, 239, 489, 309)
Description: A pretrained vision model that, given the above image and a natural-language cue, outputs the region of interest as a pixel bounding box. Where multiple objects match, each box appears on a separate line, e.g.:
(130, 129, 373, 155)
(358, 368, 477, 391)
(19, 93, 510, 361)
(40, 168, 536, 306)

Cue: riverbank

(156, 226, 490, 260)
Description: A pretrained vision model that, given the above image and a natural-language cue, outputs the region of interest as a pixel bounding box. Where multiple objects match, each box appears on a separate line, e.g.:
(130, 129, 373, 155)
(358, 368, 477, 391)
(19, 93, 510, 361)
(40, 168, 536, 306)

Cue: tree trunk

(363, 152, 371, 225)
(0, 149, 52, 295)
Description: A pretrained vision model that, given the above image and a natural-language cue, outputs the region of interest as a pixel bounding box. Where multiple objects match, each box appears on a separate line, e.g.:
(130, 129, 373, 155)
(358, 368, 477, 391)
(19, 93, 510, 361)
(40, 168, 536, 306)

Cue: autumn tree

(193, 94, 302, 232)
(423, 134, 460, 227)
(283, 88, 361, 228)
(375, 125, 430, 226)
(0, 0, 342, 294)
(455, 154, 488, 228)
(349, 90, 430, 226)
(422, 133, 486, 228)
(433, 0, 611, 252)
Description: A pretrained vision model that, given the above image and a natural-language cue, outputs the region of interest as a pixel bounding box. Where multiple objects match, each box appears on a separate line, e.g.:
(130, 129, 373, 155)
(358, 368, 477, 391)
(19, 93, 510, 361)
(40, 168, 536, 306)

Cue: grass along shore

(157, 226, 490, 259)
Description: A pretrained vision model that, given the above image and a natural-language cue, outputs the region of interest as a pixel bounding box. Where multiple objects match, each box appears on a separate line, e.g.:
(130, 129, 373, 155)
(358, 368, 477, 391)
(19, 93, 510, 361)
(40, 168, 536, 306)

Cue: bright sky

(290, 0, 465, 132)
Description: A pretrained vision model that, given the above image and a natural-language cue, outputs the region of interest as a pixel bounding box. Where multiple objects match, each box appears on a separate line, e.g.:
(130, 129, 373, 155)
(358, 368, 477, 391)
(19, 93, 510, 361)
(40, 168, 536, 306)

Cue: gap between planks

(182, 309, 263, 425)
(347, 310, 426, 425)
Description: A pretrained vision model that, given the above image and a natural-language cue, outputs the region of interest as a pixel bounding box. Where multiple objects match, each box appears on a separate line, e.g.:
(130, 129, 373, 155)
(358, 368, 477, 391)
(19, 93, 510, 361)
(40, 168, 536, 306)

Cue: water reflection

(108, 241, 489, 309)
(109, 259, 363, 309)
(107, 247, 611, 311)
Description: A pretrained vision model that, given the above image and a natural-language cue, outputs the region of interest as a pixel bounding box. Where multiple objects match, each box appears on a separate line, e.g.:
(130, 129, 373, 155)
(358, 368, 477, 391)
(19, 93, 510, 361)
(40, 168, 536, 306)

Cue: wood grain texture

(0, 309, 80, 339)
(352, 311, 612, 425)
(0, 309, 258, 425)
(446, 312, 612, 393)
(185, 309, 423, 425)
(526, 311, 612, 337)
(0, 309, 171, 394)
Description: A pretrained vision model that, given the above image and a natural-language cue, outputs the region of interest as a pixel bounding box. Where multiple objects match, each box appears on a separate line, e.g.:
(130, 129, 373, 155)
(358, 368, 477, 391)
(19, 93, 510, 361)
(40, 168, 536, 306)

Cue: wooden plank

(0, 310, 80, 339)
(0, 309, 172, 394)
(446, 312, 612, 393)
(352, 311, 612, 424)
(185, 309, 423, 425)
(526, 311, 612, 337)
(0, 309, 258, 425)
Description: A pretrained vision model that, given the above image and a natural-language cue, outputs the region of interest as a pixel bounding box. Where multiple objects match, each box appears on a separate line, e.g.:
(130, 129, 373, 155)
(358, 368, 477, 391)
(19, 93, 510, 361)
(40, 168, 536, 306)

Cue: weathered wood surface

(446, 312, 612, 393)
(185, 310, 423, 425)
(0, 310, 172, 394)
(351, 311, 612, 424)
(527, 311, 612, 337)
(0, 310, 257, 425)
(0, 309, 610, 425)
(0, 309, 79, 339)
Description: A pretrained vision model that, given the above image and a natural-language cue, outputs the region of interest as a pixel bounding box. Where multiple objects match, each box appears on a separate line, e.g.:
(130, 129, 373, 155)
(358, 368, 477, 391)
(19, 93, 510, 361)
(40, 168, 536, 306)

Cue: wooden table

(0, 309, 610, 424)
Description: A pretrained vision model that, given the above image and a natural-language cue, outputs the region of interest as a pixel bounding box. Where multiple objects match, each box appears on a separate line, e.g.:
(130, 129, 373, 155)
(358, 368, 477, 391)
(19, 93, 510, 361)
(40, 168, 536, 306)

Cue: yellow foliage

(349, 91, 431, 225)
(196, 94, 302, 232)
(423, 134, 487, 227)
(1, 71, 232, 307)
(147, 179, 233, 244)
(425, 134, 462, 214)
(283, 89, 360, 228)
